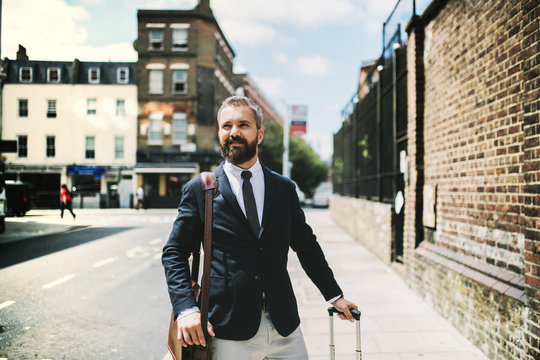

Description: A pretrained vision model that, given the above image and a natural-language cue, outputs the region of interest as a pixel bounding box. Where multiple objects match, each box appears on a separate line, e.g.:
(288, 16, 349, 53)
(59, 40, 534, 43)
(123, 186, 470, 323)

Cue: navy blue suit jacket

(162, 162, 342, 340)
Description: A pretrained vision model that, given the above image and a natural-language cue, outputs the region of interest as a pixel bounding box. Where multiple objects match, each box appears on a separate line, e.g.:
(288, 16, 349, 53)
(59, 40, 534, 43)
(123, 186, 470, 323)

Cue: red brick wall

(405, 0, 539, 358)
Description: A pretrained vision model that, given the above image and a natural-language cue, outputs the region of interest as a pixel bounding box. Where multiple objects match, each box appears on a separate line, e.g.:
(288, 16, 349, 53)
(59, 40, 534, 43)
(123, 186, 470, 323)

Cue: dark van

(5, 180, 34, 217)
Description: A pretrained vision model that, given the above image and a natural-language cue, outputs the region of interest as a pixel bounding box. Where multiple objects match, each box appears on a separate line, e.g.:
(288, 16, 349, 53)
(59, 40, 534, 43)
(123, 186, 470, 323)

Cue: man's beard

(220, 135, 258, 166)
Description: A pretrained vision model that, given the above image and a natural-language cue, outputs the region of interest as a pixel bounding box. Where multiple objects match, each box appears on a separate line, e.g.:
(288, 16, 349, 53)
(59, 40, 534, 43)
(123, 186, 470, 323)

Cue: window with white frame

(117, 67, 129, 84)
(46, 136, 55, 158)
(148, 69, 164, 94)
(149, 29, 164, 50)
(87, 98, 97, 115)
(172, 70, 188, 94)
(19, 67, 32, 82)
(114, 136, 124, 159)
(148, 112, 163, 145)
(172, 112, 187, 144)
(47, 99, 57, 118)
(18, 99, 28, 117)
(116, 99, 126, 116)
(172, 27, 188, 51)
(88, 68, 100, 83)
(47, 68, 61, 83)
(85, 136, 95, 159)
(17, 135, 28, 158)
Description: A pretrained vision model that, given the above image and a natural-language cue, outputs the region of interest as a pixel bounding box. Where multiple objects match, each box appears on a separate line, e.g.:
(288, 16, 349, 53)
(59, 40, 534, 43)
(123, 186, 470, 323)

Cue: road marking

(92, 256, 118, 268)
(126, 246, 150, 258)
(0, 300, 15, 310)
(150, 238, 162, 245)
(153, 252, 162, 260)
(42, 274, 76, 289)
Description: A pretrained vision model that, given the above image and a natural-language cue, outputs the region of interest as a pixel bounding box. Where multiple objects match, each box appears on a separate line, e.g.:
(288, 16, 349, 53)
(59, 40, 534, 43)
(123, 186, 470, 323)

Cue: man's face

(218, 105, 264, 168)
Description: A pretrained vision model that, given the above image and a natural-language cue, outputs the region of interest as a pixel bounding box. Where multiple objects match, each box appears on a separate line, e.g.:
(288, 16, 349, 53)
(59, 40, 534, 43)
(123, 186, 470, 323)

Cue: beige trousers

(210, 310, 308, 360)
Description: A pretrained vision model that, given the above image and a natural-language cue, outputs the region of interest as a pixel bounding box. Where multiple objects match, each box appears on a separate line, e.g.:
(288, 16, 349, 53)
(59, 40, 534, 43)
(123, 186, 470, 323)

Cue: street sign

(289, 105, 307, 135)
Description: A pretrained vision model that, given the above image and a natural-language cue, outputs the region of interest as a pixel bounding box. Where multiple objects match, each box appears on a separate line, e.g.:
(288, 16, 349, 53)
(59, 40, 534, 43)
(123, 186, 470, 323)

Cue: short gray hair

(217, 95, 263, 129)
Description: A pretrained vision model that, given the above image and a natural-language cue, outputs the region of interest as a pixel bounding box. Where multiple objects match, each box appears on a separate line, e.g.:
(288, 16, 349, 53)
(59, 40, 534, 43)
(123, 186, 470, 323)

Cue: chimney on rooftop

(197, 0, 210, 9)
(16, 45, 29, 61)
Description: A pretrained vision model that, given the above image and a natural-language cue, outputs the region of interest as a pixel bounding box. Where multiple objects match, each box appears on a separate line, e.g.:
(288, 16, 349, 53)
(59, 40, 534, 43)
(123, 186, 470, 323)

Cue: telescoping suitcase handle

(327, 307, 362, 360)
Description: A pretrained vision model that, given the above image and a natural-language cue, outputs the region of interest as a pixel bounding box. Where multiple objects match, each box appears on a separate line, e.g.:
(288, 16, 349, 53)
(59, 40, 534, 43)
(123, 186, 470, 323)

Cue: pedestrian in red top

(60, 184, 76, 219)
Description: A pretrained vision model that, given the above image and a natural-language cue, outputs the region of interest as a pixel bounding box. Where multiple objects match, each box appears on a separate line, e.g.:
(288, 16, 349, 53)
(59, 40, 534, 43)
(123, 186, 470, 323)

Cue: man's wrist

(329, 294, 343, 305)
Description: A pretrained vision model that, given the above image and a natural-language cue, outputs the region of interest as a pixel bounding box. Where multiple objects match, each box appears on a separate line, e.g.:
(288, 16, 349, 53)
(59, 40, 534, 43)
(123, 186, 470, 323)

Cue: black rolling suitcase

(327, 307, 362, 360)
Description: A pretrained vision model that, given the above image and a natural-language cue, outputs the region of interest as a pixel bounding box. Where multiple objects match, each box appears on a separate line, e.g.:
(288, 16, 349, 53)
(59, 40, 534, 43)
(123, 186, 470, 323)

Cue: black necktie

(241, 170, 260, 237)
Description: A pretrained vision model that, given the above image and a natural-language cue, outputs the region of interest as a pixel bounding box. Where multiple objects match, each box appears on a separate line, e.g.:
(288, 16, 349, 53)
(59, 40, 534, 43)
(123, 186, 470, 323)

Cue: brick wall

(330, 195, 393, 264)
(404, 0, 540, 359)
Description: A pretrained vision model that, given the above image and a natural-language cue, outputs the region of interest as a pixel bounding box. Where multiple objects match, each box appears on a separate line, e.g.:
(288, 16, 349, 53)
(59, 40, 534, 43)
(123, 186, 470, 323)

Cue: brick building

(332, 0, 539, 359)
(134, 0, 237, 208)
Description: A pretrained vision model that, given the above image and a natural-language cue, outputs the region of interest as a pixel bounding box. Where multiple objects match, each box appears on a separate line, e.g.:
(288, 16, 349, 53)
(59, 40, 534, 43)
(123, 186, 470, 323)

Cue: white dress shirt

(223, 159, 264, 224)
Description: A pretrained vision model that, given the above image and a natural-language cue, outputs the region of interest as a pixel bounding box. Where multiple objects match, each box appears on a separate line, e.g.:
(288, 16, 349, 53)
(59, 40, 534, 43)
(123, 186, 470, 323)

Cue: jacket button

(254, 275, 261, 281)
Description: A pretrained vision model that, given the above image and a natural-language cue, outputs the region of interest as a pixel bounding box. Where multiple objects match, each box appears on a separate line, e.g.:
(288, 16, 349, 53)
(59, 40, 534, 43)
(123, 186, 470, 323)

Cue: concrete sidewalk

(296, 209, 488, 360)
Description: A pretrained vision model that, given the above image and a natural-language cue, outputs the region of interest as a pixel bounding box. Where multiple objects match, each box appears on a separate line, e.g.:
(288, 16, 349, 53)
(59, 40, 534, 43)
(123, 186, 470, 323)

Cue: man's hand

(176, 312, 215, 348)
(332, 297, 358, 323)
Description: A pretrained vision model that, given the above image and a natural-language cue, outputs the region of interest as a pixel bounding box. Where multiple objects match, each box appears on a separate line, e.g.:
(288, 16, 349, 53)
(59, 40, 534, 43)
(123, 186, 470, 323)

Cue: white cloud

(296, 55, 330, 77)
(2, 0, 137, 61)
(273, 52, 288, 65)
(251, 75, 285, 100)
(3, 0, 90, 58)
(212, 0, 358, 46)
(217, 20, 277, 46)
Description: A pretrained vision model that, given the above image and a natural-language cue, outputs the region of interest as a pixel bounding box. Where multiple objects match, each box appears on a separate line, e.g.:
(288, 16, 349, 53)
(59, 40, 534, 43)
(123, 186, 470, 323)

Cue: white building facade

(2, 54, 137, 208)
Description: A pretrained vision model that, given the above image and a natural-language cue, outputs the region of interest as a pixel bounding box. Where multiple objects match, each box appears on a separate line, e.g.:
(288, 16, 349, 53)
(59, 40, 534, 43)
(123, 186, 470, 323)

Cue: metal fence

(333, 24, 408, 203)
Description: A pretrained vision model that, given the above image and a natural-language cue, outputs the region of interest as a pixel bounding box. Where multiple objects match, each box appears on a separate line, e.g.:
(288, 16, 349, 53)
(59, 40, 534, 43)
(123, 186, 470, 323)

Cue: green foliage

(258, 122, 283, 174)
(258, 122, 329, 196)
(358, 135, 371, 159)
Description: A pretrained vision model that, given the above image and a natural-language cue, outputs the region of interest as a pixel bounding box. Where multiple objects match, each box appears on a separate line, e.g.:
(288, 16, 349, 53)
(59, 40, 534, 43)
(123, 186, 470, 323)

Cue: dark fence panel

(333, 45, 407, 203)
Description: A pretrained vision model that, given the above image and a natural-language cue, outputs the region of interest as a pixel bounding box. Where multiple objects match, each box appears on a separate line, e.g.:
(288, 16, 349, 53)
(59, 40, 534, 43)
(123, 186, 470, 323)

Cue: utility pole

(282, 104, 290, 178)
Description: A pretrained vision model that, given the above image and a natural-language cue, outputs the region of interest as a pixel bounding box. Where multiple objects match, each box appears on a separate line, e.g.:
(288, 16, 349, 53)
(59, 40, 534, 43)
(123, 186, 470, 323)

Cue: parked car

(312, 181, 332, 208)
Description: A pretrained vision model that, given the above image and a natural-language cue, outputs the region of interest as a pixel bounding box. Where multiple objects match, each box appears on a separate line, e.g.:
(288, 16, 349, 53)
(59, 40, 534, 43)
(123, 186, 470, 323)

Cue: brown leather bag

(167, 172, 217, 360)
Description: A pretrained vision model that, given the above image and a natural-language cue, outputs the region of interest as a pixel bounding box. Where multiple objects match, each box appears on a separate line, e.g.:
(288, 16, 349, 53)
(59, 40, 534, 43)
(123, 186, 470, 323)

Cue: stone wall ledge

(416, 241, 526, 303)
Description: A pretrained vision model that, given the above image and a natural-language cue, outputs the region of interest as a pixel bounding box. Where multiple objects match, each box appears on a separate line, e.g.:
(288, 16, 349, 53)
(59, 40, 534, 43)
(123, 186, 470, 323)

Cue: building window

(172, 70, 188, 94)
(17, 135, 28, 158)
(46, 136, 55, 158)
(19, 67, 32, 82)
(117, 67, 129, 84)
(148, 112, 163, 145)
(47, 68, 61, 83)
(85, 136, 95, 159)
(172, 28, 188, 51)
(18, 99, 28, 117)
(116, 99, 126, 116)
(148, 70, 163, 94)
(114, 136, 124, 159)
(149, 29, 164, 50)
(87, 98, 97, 115)
(47, 99, 57, 118)
(88, 68, 100, 83)
(172, 112, 187, 144)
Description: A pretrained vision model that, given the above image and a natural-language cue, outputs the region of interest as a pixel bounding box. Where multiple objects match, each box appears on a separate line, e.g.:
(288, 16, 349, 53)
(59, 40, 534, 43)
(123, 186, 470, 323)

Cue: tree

(259, 122, 328, 196)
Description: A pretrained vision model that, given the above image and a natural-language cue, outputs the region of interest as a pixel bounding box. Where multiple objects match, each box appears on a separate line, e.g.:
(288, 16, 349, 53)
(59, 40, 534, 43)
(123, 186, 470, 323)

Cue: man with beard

(162, 95, 357, 359)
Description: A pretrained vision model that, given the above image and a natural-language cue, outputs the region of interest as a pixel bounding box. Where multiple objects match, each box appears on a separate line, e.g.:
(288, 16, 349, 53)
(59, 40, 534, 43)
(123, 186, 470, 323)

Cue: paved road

(0, 211, 175, 360)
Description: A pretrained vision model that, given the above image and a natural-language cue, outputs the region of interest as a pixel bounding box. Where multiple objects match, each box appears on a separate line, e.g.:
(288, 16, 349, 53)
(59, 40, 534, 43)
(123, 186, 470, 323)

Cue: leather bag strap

(199, 171, 217, 340)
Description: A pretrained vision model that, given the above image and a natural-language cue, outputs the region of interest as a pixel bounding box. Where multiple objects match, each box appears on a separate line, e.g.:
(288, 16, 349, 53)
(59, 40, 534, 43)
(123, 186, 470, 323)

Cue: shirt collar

(224, 159, 262, 180)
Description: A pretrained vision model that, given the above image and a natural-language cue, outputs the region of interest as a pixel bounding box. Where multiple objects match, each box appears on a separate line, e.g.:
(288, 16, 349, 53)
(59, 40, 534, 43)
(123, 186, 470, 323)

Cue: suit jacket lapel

(260, 165, 275, 237)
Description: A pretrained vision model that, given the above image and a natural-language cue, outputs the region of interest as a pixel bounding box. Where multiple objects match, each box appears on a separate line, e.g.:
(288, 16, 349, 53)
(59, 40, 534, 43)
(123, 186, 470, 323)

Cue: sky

(2, 0, 429, 161)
